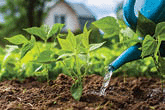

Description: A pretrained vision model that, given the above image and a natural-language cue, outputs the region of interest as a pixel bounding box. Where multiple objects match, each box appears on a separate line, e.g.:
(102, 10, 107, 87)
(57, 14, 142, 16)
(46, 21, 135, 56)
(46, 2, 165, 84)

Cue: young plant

(5, 24, 64, 80)
(141, 22, 165, 93)
(135, 12, 165, 93)
(57, 24, 105, 100)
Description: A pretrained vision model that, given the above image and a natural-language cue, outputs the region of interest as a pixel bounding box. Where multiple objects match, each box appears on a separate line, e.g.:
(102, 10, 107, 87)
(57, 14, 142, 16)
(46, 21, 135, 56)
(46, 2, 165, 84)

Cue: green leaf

(93, 16, 120, 38)
(82, 23, 91, 48)
(78, 53, 87, 62)
(24, 27, 47, 41)
(158, 57, 165, 75)
(57, 53, 74, 61)
(89, 42, 106, 52)
(34, 65, 43, 72)
(141, 35, 157, 58)
(58, 30, 76, 52)
(5, 34, 28, 44)
(136, 12, 156, 37)
(21, 35, 36, 59)
(47, 23, 65, 39)
(58, 37, 70, 51)
(67, 30, 76, 50)
(154, 36, 162, 58)
(154, 22, 165, 40)
(41, 25, 50, 34)
(76, 34, 87, 53)
(121, 28, 136, 39)
(71, 80, 83, 101)
(34, 50, 55, 63)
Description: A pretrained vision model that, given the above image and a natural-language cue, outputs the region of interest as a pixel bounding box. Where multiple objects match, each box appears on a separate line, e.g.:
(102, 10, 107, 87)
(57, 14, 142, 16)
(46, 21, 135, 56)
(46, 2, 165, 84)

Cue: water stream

(99, 67, 113, 96)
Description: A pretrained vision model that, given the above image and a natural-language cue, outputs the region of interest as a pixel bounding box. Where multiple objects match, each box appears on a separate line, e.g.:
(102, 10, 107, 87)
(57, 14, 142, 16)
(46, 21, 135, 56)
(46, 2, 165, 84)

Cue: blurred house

(44, 0, 96, 33)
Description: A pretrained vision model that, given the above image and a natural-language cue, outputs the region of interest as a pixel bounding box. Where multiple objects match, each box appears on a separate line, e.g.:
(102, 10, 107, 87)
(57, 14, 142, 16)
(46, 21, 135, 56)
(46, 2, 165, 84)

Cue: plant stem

(36, 43, 41, 54)
(161, 79, 164, 93)
(123, 71, 126, 83)
(75, 55, 81, 78)
(84, 52, 89, 76)
(45, 64, 49, 81)
(152, 56, 164, 94)
(62, 61, 77, 81)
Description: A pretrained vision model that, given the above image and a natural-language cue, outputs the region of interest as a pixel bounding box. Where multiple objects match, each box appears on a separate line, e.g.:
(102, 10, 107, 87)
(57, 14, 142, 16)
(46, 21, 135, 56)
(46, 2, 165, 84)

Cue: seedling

(57, 23, 105, 100)
(5, 23, 65, 81)
(138, 14, 165, 94)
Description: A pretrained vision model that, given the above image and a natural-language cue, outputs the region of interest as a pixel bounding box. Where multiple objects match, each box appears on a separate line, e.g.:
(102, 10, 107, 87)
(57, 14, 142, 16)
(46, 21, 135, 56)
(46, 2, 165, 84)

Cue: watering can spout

(109, 43, 141, 71)
(109, 42, 165, 71)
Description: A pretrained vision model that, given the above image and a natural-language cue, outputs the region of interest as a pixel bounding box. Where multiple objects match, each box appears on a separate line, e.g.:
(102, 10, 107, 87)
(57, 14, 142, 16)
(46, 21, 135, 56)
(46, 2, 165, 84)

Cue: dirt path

(0, 74, 164, 110)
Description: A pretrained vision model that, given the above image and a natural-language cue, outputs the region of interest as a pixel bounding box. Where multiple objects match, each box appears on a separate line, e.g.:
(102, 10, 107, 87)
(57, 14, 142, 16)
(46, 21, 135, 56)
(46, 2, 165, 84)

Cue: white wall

(44, 2, 80, 32)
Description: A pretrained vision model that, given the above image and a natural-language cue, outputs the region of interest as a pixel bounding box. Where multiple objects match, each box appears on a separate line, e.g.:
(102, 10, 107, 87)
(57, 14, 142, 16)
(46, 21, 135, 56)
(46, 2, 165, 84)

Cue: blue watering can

(109, 0, 165, 71)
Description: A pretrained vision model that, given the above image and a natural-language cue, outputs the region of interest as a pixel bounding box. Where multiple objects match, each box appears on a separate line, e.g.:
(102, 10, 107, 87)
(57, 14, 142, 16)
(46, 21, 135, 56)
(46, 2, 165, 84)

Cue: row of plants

(0, 14, 162, 100)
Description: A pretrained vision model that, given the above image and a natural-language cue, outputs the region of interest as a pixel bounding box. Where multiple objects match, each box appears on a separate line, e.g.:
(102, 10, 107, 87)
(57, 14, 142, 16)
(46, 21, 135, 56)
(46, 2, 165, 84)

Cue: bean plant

(5, 23, 105, 100)
(136, 12, 165, 93)
(5, 23, 64, 81)
(57, 23, 105, 100)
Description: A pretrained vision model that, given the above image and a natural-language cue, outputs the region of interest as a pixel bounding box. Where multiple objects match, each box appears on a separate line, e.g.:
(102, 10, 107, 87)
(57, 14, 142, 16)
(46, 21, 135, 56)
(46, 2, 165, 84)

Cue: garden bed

(0, 73, 164, 110)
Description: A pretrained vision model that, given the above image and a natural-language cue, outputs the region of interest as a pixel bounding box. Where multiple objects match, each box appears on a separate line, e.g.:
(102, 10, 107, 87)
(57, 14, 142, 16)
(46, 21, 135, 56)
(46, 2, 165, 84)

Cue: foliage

(93, 12, 165, 91)
(92, 13, 164, 77)
(3, 23, 64, 81)
(93, 16, 120, 39)
(138, 16, 165, 92)
(2, 23, 105, 100)
(57, 23, 105, 100)
(1, 11, 165, 101)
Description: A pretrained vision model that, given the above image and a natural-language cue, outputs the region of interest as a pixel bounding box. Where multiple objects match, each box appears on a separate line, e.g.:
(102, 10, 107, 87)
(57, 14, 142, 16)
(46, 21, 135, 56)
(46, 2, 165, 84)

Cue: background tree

(0, 0, 52, 46)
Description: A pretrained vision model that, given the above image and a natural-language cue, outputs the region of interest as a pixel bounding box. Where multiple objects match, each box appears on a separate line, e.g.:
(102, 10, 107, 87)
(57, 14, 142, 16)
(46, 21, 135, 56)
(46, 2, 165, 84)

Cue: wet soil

(0, 74, 164, 110)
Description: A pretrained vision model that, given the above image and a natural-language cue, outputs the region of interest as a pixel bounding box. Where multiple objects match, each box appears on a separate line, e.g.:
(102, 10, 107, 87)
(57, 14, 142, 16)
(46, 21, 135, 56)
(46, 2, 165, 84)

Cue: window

(55, 15, 59, 23)
(54, 15, 65, 24)
(61, 16, 65, 24)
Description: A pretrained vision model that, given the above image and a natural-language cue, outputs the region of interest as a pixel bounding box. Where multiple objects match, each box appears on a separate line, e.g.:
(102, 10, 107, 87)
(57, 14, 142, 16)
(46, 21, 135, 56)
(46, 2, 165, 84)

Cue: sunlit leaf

(21, 35, 35, 59)
(67, 30, 76, 50)
(5, 34, 28, 44)
(76, 34, 87, 53)
(154, 22, 165, 40)
(93, 16, 120, 38)
(89, 42, 106, 52)
(141, 35, 157, 58)
(24, 27, 47, 41)
(57, 53, 74, 61)
(82, 22, 91, 48)
(47, 23, 65, 39)
(58, 30, 76, 52)
(78, 53, 87, 62)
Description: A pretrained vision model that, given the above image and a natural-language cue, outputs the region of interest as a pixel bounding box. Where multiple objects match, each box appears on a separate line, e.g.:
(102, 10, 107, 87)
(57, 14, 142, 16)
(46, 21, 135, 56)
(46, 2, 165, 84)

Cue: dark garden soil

(0, 74, 164, 110)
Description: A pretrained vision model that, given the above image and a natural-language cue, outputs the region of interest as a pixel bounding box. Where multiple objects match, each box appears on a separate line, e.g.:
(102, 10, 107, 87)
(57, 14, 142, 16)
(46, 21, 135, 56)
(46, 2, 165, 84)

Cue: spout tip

(108, 65, 115, 72)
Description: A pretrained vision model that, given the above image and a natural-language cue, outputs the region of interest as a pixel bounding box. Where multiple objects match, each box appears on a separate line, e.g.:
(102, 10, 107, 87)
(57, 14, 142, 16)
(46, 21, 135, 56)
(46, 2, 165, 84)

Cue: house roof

(47, 0, 95, 18)
(69, 3, 95, 18)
